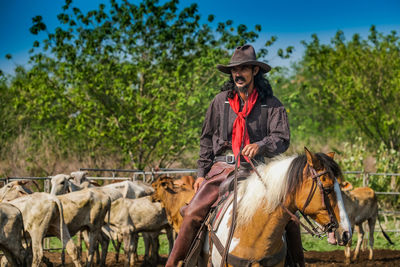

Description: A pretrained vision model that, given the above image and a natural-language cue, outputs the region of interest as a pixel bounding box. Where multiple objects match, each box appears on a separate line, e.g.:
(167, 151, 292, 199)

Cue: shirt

(197, 90, 290, 177)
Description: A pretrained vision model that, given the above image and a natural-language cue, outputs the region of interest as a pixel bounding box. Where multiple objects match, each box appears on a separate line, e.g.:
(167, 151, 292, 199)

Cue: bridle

(281, 163, 339, 238)
(249, 160, 339, 238)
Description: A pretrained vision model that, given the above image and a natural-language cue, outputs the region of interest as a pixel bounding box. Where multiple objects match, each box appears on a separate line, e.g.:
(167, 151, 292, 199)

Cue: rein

(220, 92, 249, 267)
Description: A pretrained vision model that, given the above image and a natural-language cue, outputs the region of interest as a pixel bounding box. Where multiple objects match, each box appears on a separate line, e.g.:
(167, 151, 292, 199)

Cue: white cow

(0, 202, 30, 267)
(50, 174, 156, 264)
(56, 187, 111, 267)
(51, 174, 154, 199)
(0, 181, 32, 202)
(7, 192, 81, 267)
(102, 196, 173, 267)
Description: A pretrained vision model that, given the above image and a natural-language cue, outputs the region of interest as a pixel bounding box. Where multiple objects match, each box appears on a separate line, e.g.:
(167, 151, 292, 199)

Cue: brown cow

(340, 181, 393, 264)
(151, 176, 195, 233)
(173, 175, 195, 190)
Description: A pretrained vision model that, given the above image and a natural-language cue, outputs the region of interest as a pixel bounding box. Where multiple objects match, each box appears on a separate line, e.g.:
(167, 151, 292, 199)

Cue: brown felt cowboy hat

(217, 44, 271, 74)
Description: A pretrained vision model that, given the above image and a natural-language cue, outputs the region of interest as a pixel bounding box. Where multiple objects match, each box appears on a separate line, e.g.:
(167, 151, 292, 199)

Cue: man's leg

(166, 174, 226, 267)
(285, 220, 305, 267)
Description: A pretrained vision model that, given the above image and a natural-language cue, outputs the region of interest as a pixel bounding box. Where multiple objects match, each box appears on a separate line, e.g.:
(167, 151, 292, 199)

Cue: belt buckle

(226, 155, 235, 164)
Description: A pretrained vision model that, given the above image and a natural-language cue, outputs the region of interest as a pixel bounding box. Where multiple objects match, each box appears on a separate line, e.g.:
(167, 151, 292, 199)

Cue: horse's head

(294, 147, 352, 246)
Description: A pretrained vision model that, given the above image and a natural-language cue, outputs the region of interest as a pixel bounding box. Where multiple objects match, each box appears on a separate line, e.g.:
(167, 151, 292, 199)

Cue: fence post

(362, 172, 369, 187)
(44, 177, 51, 250)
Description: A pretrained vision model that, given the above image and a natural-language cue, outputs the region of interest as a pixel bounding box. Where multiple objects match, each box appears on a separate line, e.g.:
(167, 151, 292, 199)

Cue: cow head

(50, 174, 72, 195)
(70, 171, 89, 185)
(151, 176, 176, 202)
(0, 180, 32, 201)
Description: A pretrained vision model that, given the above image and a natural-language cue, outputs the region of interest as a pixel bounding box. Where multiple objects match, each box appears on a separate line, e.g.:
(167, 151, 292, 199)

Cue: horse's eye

(324, 187, 334, 194)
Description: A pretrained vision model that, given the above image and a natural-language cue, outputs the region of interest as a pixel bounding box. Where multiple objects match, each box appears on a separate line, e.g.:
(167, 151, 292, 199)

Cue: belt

(214, 155, 264, 166)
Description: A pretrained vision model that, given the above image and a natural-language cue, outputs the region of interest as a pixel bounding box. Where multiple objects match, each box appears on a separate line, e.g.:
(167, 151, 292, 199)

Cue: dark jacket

(197, 90, 290, 177)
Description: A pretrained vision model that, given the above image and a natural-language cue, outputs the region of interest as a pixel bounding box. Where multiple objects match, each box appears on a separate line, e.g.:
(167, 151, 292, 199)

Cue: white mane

(236, 155, 297, 226)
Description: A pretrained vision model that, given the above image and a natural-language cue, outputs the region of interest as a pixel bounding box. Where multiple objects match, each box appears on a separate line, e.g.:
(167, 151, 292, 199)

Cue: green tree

(8, 0, 283, 170)
(291, 26, 400, 150)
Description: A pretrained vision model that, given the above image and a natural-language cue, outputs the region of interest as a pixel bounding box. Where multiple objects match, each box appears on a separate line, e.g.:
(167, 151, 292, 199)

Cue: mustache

(235, 76, 246, 83)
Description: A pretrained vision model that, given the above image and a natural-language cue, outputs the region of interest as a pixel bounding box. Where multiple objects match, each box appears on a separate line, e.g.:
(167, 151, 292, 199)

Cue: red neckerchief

(228, 88, 258, 164)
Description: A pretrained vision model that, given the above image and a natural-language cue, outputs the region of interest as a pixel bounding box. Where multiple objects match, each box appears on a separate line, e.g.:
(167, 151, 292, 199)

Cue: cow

(50, 175, 155, 265)
(173, 175, 195, 190)
(51, 174, 154, 199)
(56, 187, 111, 267)
(339, 181, 394, 264)
(101, 196, 173, 267)
(151, 176, 195, 233)
(6, 192, 82, 267)
(0, 181, 32, 202)
(0, 202, 30, 267)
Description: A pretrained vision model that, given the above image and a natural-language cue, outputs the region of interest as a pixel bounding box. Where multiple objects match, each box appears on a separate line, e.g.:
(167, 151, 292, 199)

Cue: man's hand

(241, 143, 259, 158)
(193, 177, 205, 192)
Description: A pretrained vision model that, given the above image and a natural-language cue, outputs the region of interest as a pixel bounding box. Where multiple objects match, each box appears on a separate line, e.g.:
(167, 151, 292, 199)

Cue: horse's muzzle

(327, 230, 351, 246)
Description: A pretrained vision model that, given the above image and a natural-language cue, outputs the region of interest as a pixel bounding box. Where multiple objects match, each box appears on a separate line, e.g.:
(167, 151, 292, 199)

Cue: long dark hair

(220, 68, 273, 103)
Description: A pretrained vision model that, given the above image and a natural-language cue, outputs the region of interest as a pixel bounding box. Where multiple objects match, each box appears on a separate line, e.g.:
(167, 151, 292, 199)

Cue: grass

(302, 231, 400, 251)
(47, 233, 171, 255)
(47, 219, 399, 255)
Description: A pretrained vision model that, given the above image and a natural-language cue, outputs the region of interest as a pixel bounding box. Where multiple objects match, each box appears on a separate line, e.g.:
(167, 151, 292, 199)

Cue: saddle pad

(212, 192, 234, 232)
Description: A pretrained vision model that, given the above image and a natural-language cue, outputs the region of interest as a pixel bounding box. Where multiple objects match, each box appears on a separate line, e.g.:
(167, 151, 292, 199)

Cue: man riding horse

(166, 44, 304, 266)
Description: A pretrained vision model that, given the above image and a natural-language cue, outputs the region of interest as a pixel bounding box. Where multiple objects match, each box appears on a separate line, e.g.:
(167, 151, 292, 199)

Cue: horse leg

(353, 224, 364, 261)
(285, 220, 305, 267)
(367, 216, 376, 260)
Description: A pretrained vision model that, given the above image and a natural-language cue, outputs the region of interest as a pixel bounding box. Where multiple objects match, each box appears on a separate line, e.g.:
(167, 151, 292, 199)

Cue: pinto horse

(199, 148, 352, 267)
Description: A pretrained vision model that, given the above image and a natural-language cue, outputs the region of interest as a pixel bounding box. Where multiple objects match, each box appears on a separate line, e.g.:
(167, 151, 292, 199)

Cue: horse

(198, 147, 352, 267)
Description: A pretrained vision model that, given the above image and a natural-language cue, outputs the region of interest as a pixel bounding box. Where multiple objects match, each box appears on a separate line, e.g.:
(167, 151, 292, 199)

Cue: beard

(234, 76, 250, 94)
(235, 83, 250, 94)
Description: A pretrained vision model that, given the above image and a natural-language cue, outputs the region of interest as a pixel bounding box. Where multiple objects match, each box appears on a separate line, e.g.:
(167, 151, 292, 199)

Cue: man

(166, 44, 301, 266)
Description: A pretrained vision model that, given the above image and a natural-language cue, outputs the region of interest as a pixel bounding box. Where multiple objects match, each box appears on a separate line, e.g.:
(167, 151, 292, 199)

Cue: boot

(285, 220, 305, 267)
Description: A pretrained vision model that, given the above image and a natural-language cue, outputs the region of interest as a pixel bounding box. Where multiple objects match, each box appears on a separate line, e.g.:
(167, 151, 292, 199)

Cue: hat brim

(217, 60, 271, 74)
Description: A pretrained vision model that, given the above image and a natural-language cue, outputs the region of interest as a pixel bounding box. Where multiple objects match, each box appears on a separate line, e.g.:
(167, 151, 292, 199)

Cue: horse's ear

(304, 147, 316, 167)
(326, 152, 335, 159)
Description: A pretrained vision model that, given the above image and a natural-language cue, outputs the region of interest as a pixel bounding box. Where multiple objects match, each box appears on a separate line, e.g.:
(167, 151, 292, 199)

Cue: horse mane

(236, 152, 342, 226)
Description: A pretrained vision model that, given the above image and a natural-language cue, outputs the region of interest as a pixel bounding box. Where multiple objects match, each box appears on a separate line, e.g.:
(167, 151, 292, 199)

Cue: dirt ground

(41, 249, 400, 266)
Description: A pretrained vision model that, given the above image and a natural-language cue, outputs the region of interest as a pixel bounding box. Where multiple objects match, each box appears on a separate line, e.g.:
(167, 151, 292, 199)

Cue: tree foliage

(3, 0, 281, 170)
(288, 26, 400, 151)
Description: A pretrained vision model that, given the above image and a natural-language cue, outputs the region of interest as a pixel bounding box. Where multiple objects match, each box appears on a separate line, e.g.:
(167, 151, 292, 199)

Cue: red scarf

(228, 88, 258, 164)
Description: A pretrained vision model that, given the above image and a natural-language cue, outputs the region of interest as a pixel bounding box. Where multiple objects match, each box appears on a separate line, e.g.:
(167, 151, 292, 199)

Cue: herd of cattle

(0, 171, 391, 267)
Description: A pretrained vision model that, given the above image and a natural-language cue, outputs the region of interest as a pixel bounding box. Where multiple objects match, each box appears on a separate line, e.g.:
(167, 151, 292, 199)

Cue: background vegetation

(1, 0, 399, 255)
(2, 0, 400, 196)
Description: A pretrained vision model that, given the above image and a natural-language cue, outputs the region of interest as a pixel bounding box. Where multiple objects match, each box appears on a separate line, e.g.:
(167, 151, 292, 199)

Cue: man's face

(230, 65, 259, 94)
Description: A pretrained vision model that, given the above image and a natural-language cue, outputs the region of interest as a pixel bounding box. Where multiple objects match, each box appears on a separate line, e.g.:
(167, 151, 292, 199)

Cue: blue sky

(1, 0, 399, 74)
